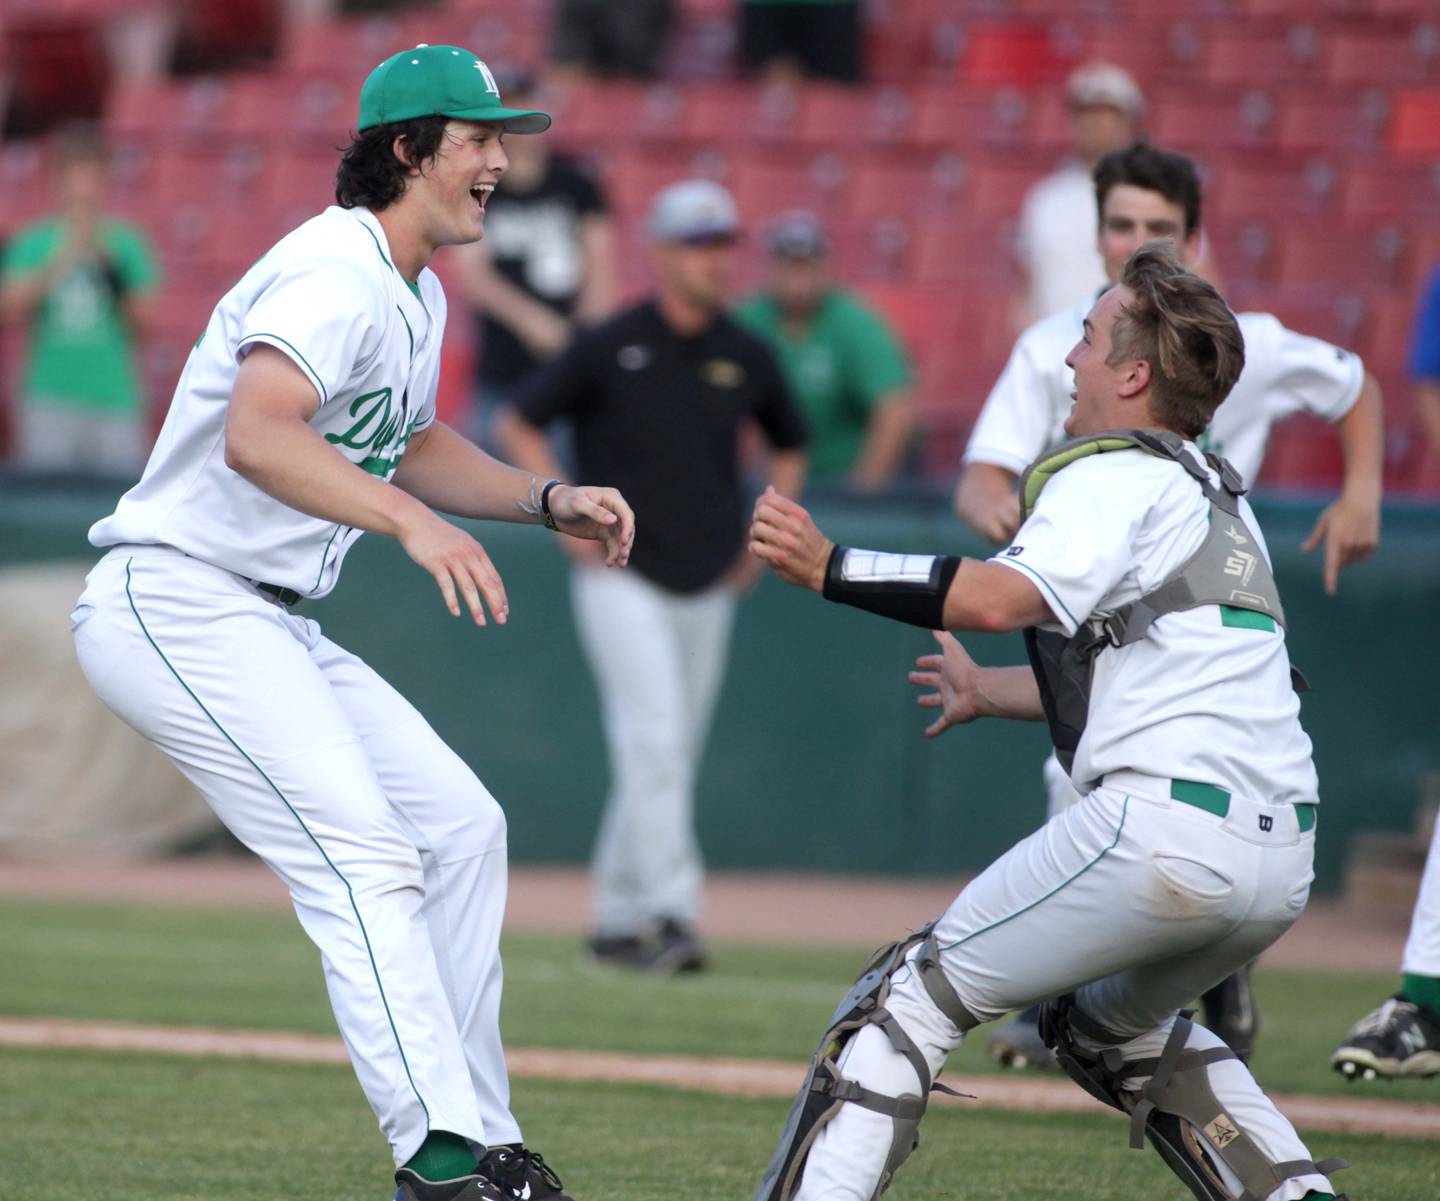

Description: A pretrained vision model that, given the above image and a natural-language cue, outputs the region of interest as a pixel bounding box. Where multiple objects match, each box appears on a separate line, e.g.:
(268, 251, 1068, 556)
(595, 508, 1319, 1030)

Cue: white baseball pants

(71, 546, 519, 1166)
(569, 565, 735, 937)
(794, 776, 1335, 1201)
(1402, 815, 1440, 977)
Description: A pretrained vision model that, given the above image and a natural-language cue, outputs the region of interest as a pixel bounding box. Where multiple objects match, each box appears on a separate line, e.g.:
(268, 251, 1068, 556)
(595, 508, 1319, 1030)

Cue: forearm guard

(821, 545, 961, 630)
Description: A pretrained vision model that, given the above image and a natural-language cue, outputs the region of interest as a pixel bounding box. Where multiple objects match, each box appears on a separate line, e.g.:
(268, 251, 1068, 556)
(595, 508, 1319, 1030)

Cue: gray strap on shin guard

(915, 934, 980, 1035)
(754, 923, 973, 1201)
(1042, 1000, 1349, 1201)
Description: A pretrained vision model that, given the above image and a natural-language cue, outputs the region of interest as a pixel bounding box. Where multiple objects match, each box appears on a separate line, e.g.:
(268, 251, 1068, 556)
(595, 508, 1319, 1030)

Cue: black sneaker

(986, 1005, 1059, 1071)
(651, 917, 706, 974)
(1201, 963, 1260, 1064)
(586, 931, 654, 969)
(393, 1166, 512, 1201)
(480, 1146, 574, 1201)
(1333, 995, 1440, 1080)
(585, 920, 705, 975)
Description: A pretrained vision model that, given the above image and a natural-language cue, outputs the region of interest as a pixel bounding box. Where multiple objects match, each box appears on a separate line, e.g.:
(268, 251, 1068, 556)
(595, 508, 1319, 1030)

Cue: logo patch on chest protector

(701, 358, 745, 388)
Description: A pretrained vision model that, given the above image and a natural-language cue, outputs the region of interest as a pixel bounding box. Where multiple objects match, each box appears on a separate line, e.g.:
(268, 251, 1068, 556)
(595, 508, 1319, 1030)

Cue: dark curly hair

(335, 116, 450, 211)
(1094, 143, 1203, 238)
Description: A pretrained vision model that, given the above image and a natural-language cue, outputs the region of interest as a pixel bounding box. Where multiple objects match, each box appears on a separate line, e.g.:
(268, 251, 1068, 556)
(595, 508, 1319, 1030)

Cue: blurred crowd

(0, 0, 1436, 491)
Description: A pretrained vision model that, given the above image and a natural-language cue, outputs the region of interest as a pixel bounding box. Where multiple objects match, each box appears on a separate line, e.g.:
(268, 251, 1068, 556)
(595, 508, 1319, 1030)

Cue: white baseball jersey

(993, 447, 1319, 806)
(1015, 162, 1107, 322)
(964, 303, 1365, 485)
(90, 205, 444, 597)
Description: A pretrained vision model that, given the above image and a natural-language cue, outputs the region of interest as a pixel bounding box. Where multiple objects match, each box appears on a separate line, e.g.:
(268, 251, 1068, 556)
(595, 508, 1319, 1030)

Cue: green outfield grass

(0, 896, 1421, 1098)
(2, 1046, 1437, 1201)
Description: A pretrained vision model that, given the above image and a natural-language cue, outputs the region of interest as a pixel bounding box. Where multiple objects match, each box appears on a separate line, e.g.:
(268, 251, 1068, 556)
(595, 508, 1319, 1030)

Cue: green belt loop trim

(1170, 779, 1231, 817)
(1295, 803, 1318, 832)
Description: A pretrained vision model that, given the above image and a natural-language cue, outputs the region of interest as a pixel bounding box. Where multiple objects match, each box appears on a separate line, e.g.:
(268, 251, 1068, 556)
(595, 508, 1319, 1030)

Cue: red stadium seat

(965, 157, 1051, 221)
(1340, 163, 1440, 222)
(603, 150, 700, 222)
(1210, 157, 1338, 221)
(680, 82, 806, 152)
(1196, 26, 1323, 86)
(106, 76, 235, 145)
(730, 156, 845, 224)
(1254, 414, 1346, 491)
(1323, 29, 1440, 87)
(1273, 90, 1390, 154)
(545, 82, 645, 155)
(1229, 286, 1369, 355)
(1272, 223, 1409, 292)
(846, 154, 965, 220)
(282, 16, 400, 75)
(911, 84, 1032, 152)
(908, 219, 1014, 288)
(797, 85, 919, 150)
(221, 71, 350, 146)
(1364, 292, 1417, 378)
(958, 23, 1065, 86)
(1149, 88, 1276, 153)
(1389, 89, 1440, 157)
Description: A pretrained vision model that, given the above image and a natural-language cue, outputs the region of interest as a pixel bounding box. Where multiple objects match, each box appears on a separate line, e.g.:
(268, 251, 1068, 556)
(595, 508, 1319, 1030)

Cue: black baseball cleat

(585, 918, 705, 975)
(586, 931, 656, 970)
(651, 917, 706, 974)
(480, 1145, 575, 1201)
(986, 1005, 1059, 1071)
(1332, 995, 1440, 1081)
(393, 1166, 513, 1201)
(1201, 962, 1260, 1063)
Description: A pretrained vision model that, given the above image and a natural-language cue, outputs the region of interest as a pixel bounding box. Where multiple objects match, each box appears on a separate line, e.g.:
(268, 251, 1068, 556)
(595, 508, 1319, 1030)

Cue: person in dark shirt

(504, 180, 807, 972)
(460, 72, 617, 456)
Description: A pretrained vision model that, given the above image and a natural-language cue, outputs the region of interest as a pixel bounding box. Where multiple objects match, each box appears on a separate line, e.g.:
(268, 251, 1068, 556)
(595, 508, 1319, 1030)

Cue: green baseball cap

(357, 44, 551, 134)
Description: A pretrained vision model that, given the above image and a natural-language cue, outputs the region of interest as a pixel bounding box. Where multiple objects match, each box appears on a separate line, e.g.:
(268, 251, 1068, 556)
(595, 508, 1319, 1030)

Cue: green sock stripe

(405, 1130, 476, 1181)
(1401, 972, 1440, 1020)
(123, 559, 432, 1131)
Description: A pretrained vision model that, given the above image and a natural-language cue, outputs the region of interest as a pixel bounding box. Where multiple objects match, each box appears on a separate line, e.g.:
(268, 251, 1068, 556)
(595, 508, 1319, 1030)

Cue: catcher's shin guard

(754, 924, 977, 1201)
(1039, 996, 1348, 1201)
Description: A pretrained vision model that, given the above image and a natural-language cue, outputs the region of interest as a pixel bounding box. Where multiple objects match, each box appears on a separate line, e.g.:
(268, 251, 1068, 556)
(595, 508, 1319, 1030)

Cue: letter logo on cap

(474, 59, 500, 96)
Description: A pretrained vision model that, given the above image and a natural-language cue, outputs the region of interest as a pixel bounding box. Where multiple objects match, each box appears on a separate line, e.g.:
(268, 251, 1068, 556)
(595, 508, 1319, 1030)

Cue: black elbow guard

(821, 545, 961, 630)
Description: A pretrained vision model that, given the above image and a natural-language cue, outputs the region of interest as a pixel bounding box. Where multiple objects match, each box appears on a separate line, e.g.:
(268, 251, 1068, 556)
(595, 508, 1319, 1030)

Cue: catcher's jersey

(964, 302, 1364, 485)
(994, 447, 1318, 805)
(90, 205, 443, 598)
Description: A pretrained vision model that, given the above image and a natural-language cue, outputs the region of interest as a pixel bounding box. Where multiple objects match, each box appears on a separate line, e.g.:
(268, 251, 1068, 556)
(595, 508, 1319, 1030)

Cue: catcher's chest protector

(1015, 429, 1295, 777)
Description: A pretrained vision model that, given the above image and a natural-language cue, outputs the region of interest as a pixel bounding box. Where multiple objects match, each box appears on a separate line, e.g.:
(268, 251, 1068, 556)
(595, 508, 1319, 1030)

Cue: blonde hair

(1109, 242, 1245, 438)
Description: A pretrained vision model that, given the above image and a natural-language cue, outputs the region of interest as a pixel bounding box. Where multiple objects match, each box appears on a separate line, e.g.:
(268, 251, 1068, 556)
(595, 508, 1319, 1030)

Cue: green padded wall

(4, 474, 1436, 892)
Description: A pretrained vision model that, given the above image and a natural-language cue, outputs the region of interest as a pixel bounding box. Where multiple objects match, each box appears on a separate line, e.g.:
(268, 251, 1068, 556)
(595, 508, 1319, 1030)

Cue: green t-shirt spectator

(2, 218, 159, 413)
(735, 289, 910, 481)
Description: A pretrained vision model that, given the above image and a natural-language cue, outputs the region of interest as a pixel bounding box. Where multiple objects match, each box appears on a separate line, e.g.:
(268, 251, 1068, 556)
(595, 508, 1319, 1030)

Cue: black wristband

(539, 479, 563, 531)
(821, 545, 961, 630)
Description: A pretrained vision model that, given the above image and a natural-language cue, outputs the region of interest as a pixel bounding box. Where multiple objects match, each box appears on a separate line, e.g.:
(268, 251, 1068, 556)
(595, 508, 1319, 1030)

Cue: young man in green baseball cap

(75, 42, 634, 1201)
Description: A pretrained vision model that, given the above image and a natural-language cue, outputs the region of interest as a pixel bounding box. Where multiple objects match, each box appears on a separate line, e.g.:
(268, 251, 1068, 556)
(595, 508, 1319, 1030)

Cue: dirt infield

(2, 1014, 1436, 1139)
(0, 854, 1412, 970)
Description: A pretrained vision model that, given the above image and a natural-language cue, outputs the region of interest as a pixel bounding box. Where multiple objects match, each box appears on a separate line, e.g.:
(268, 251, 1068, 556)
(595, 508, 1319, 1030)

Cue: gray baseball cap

(766, 211, 829, 260)
(648, 180, 739, 245)
(1066, 62, 1145, 119)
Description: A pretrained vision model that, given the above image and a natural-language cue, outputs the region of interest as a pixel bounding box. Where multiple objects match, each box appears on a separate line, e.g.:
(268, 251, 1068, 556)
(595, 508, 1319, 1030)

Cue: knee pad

(755, 924, 979, 1201)
(1039, 997, 1348, 1201)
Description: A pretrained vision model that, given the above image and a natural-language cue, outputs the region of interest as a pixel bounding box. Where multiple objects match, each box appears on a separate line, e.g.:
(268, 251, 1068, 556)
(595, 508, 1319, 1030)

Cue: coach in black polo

(504, 179, 807, 972)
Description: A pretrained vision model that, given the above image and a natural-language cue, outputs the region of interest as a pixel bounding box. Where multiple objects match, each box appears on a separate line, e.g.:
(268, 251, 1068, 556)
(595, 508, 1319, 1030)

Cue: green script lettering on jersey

(324, 387, 417, 478)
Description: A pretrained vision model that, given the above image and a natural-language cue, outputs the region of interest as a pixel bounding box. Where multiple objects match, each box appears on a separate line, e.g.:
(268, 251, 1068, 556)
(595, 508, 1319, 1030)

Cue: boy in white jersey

(956, 143, 1384, 1068)
(748, 244, 1346, 1201)
(71, 45, 635, 1201)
